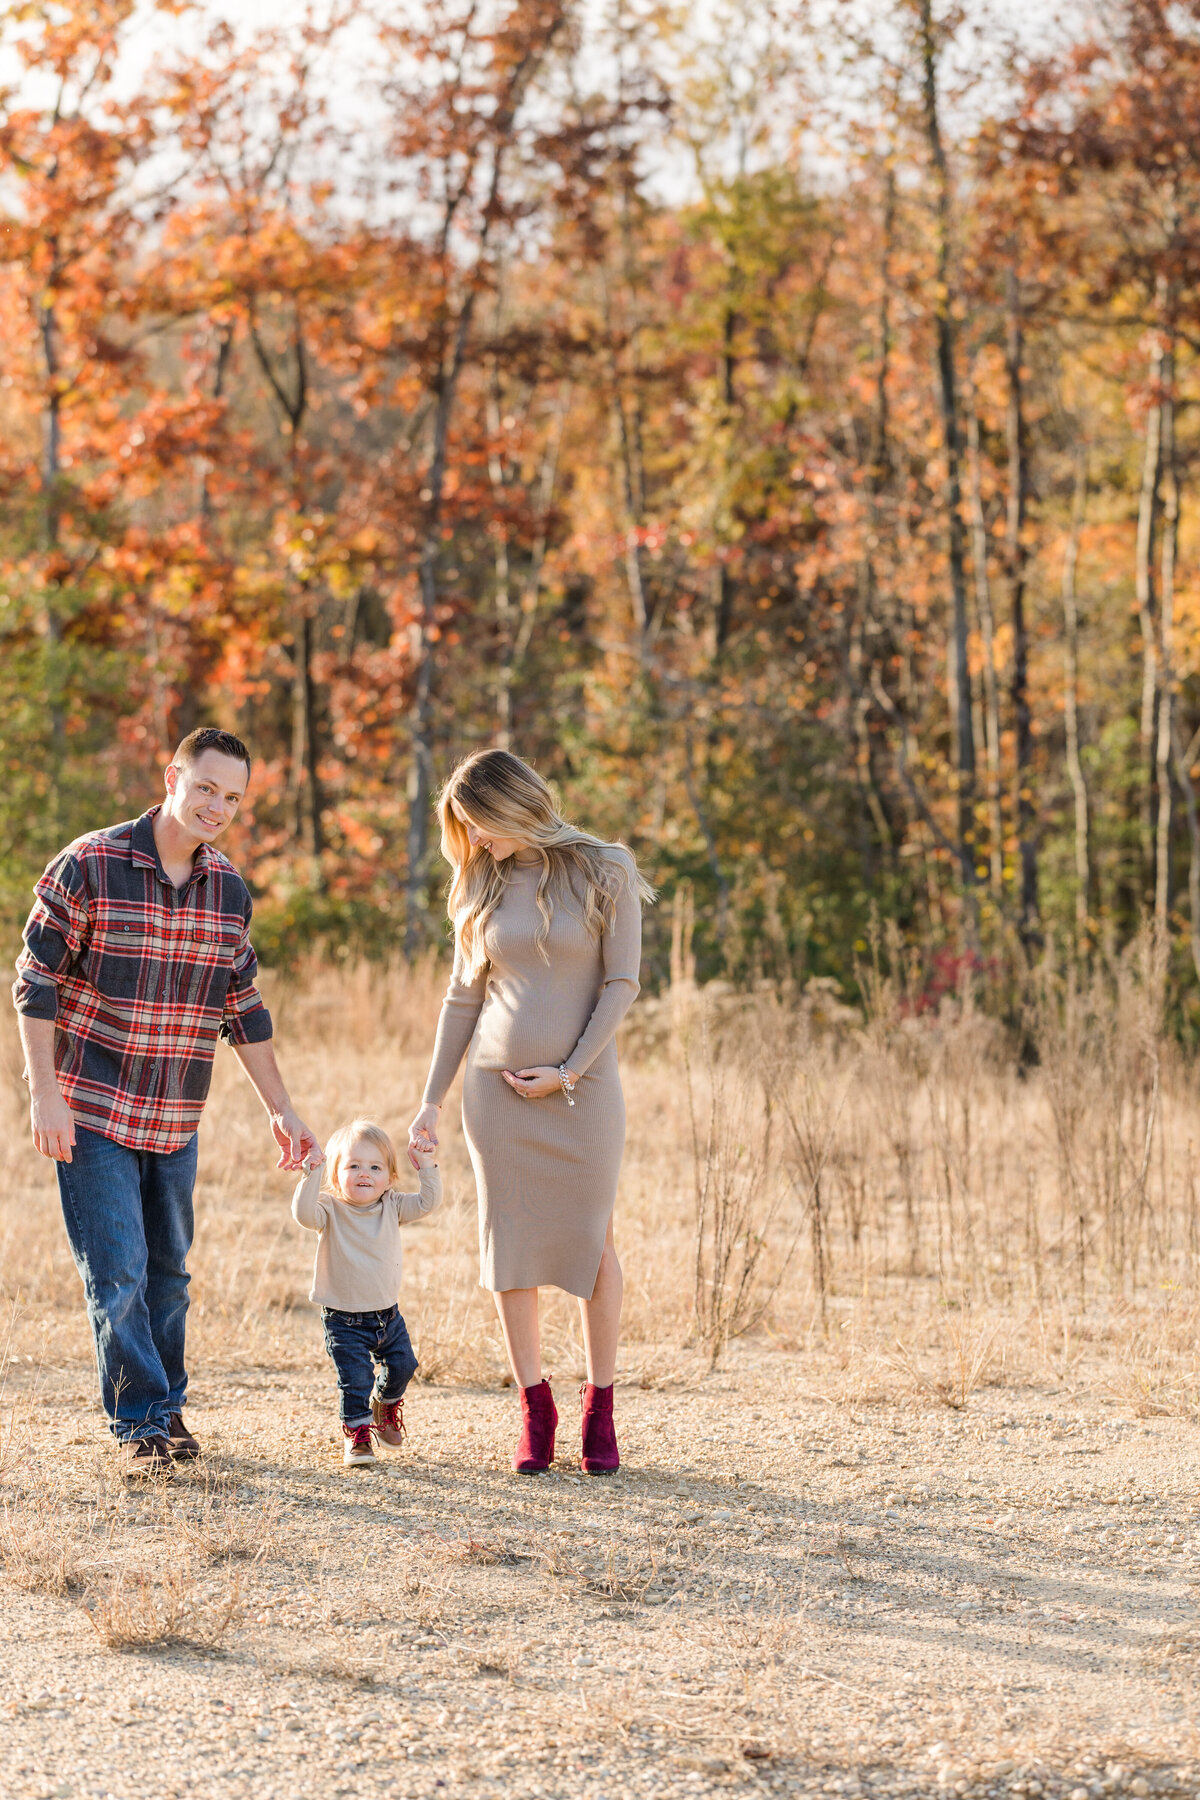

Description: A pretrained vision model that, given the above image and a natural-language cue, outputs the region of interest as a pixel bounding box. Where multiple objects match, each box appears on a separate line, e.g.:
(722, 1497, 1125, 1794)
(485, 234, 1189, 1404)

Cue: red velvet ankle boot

(513, 1379, 557, 1473)
(580, 1382, 619, 1475)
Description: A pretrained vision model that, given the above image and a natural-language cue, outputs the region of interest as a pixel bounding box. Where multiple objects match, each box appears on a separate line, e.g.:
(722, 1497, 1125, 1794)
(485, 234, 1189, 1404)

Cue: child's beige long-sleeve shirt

(291, 1161, 442, 1311)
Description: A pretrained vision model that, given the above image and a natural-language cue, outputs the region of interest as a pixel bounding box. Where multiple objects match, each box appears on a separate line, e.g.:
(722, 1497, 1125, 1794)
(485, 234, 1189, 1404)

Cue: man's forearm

(232, 1037, 318, 1168)
(17, 1013, 61, 1097)
(18, 1011, 75, 1160)
(230, 1038, 293, 1114)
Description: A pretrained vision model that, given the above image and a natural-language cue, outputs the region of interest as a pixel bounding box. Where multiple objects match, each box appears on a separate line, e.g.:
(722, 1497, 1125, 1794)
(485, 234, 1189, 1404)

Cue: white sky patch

(0, 0, 1109, 232)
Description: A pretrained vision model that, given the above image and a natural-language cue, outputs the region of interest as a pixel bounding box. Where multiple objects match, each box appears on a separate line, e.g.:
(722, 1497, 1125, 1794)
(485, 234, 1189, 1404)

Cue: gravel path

(3, 1352, 1200, 1800)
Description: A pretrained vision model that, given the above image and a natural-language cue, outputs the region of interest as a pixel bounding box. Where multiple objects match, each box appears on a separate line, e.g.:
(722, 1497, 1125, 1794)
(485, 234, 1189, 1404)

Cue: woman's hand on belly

(502, 1065, 578, 1100)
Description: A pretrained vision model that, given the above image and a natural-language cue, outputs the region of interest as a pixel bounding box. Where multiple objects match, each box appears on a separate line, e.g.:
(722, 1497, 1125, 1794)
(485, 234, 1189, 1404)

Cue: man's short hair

(173, 728, 252, 778)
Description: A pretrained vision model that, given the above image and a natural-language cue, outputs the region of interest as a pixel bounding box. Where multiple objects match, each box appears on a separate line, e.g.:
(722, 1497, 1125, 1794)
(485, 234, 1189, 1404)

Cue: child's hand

(303, 1149, 326, 1170)
(408, 1142, 436, 1172)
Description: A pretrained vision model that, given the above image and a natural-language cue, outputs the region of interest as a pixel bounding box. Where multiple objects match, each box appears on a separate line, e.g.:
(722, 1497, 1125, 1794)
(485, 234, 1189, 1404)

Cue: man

(13, 728, 319, 1474)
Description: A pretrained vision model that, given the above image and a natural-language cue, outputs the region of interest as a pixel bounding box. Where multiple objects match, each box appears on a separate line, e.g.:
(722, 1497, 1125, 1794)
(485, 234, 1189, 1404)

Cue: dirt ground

(6, 966, 1200, 1799)
(4, 1346, 1200, 1800)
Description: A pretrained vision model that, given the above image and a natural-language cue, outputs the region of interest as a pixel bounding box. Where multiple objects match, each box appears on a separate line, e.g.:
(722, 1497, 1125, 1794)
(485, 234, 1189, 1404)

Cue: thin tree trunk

(493, 379, 569, 747)
(917, 0, 975, 891)
(1156, 337, 1179, 930)
(602, 270, 650, 653)
(966, 402, 1003, 895)
(869, 165, 895, 489)
(854, 160, 897, 868)
(38, 288, 66, 789)
(1061, 448, 1090, 940)
(1172, 719, 1200, 984)
(852, 627, 892, 860)
(408, 297, 481, 933)
(249, 302, 325, 869)
(301, 611, 324, 860)
(1135, 330, 1164, 903)
(288, 611, 325, 863)
(403, 29, 557, 953)
(485, 352, 515, 742)
(199, 321, 234, 523)
(714, 303, 737, 654)
(1006, 265, 1037, 941)
(682, 724, 730, 943)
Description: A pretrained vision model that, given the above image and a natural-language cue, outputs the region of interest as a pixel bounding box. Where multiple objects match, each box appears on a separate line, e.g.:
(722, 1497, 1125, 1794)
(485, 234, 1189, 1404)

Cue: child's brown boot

(372, 1397, 407, 1447)
(343, 1423, 376, 1466)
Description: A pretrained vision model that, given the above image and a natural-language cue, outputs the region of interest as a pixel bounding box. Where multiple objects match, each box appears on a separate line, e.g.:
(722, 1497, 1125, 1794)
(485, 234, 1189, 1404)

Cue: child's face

(336, 1139, 392, 1206)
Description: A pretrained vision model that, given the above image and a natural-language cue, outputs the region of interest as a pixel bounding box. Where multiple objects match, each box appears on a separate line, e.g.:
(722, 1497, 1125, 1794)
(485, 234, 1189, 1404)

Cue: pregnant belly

(471, 988, 594, 1070)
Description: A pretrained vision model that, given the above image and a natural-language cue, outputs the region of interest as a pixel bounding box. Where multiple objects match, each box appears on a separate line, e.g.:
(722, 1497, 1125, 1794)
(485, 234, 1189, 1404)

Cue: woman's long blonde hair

(437, 749, 655, 981)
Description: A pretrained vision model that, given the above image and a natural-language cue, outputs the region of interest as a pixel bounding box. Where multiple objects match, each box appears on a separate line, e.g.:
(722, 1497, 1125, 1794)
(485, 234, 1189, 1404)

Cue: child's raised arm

(291, 1157, 329, 1231)
(393, 1153, 442, 1225)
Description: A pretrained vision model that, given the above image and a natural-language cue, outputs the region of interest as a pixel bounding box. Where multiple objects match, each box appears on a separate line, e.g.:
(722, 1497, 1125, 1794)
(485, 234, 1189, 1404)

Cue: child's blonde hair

(324, 1119, 399, 1197)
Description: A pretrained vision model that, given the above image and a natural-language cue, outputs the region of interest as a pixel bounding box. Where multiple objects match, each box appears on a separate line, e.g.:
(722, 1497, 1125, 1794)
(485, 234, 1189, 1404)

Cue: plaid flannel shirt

(12, 807, 273, 1153)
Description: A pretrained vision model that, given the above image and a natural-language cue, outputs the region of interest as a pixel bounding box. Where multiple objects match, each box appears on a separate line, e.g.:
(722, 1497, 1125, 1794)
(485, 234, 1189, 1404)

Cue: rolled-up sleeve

(218, 903, 273, 1045)
(12, 851, 93, 1020)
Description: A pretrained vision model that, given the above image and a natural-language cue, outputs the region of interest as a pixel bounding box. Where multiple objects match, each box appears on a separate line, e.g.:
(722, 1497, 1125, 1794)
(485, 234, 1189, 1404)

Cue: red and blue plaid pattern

(12, 807, 273, 1152)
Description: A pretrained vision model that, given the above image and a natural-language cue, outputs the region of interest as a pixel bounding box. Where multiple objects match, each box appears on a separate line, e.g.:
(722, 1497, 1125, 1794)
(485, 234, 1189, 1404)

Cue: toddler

(292, 1118, 441, 1467)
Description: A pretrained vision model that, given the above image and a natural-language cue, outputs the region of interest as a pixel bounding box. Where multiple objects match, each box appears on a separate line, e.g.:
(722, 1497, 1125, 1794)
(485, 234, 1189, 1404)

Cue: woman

(408, 749, 654, 1474)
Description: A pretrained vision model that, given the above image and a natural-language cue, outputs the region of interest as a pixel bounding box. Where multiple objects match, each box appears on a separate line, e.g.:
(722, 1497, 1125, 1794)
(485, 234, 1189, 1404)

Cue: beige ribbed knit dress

(422, 848, 642, 1298)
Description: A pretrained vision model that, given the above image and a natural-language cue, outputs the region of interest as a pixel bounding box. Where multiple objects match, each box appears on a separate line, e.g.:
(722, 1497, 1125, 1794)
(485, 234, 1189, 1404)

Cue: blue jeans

(56, 1125, 198, 1442)
(322, 1305, 418, 1426)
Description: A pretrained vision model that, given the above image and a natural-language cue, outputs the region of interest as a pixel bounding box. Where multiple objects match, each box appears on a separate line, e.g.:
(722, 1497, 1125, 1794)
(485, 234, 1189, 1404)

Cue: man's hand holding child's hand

(271, 1108, 321, 1171)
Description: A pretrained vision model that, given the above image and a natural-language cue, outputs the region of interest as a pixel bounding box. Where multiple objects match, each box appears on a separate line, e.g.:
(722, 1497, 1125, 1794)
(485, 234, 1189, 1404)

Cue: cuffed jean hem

(117, 1422, 173, 1444)
(343, 1415, 373, 1430)
(322, 1304, 417, 1425)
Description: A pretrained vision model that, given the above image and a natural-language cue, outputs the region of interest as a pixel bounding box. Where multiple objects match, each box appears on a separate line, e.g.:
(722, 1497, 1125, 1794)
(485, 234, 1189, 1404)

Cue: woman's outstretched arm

(411, 936, 488, 1147)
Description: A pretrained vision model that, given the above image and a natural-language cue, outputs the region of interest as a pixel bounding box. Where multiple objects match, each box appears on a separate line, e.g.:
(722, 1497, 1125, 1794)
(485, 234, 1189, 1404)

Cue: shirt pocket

(85, 911, 153, 1002)
(178, 915, 243, 1012)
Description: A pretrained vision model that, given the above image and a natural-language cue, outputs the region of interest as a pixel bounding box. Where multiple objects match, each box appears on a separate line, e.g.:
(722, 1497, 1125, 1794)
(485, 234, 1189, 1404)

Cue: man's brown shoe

(123, 1435, 174, 1478)
(168, 1412, 201, 1460)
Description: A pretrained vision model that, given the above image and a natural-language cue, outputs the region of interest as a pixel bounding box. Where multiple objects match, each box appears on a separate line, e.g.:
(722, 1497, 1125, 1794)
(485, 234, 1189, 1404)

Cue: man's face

(164, 751, 249, 845)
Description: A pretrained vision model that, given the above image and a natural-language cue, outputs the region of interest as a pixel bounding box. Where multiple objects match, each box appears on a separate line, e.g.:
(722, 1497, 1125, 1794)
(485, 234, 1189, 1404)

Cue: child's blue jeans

(321, 1304, 418, 1427)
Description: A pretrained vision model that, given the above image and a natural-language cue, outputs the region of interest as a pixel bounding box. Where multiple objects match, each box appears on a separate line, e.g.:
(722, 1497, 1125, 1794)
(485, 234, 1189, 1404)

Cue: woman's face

(451, 796, 529, 863)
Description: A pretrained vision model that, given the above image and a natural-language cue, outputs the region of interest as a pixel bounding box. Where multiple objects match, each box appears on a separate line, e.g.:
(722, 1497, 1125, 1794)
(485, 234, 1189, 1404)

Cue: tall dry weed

(82, 1564, 244, 1652)
(0, 1493, 92, 1595)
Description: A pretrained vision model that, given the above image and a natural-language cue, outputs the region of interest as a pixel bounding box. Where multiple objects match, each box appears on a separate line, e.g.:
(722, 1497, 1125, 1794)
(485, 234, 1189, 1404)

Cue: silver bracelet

(558, 1064, 577, 1107)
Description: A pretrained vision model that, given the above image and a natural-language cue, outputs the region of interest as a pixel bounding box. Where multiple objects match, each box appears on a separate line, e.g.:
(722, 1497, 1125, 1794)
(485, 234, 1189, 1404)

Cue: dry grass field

(5, 946, 1200, 1800)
